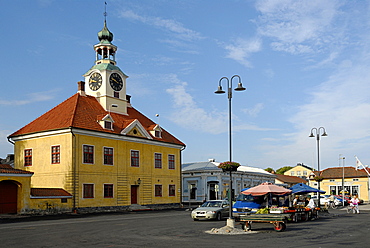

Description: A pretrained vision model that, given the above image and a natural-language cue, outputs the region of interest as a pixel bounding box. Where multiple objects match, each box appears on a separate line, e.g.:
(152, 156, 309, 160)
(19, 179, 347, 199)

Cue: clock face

(89, 72, 102, 91)
(109, 73, 123, 91)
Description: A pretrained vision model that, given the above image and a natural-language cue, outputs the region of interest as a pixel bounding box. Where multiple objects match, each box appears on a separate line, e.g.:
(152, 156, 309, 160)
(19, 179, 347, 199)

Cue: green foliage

(265, 167, 274, 173)
(275, 166, 293, 175)
(217, 161, 241, 169)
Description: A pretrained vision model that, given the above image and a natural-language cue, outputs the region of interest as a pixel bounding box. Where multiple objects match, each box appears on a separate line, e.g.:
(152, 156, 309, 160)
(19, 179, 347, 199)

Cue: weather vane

(104, 2, 107, 22)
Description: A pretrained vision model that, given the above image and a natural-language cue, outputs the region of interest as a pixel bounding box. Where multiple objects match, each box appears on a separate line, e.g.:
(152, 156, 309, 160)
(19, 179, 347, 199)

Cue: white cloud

(0, 90, 58, 106)
(165, 75, 226, 134)
(165, 74, 275, 134)
(119, 10, 203, 42)
(242, 103, 264, 117)
(255, 0, 341, 54)
(224, 37, 262, 68)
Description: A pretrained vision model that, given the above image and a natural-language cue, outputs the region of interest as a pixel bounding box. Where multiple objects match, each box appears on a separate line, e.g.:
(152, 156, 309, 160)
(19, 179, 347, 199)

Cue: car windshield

(201, 201, 222, 207)
(236, 194, 264, 204)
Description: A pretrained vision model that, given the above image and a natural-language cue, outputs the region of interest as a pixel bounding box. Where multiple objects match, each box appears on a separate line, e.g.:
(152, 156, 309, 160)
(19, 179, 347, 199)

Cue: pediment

(121, 119, 152, 139)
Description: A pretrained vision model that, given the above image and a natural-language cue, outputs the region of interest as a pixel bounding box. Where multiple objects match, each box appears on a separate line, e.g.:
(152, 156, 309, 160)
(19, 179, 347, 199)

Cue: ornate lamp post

(309, 127, 328, 206)
(215, 75, 246, 227)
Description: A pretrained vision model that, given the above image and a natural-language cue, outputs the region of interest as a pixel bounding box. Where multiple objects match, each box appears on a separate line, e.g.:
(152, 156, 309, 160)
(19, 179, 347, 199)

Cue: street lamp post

(215, 75, 246, 228)
(341, 157, 346, 207)
(309, 127, 328, 206)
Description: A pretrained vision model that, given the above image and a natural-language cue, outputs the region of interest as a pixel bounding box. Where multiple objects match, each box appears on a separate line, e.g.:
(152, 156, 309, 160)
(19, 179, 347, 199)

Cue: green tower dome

(98, 21, 113, 42)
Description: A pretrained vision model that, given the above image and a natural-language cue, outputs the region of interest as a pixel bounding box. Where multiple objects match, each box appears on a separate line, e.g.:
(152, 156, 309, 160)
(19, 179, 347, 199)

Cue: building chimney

(77, 81, 86, 96)
(126, 94, 132, 107)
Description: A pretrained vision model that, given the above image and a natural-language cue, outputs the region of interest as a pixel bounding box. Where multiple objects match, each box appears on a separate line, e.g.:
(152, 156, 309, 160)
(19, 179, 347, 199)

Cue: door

(131, 185, 138, 204)
(0, 181, 18, 214)
(209, 184, 216, 200)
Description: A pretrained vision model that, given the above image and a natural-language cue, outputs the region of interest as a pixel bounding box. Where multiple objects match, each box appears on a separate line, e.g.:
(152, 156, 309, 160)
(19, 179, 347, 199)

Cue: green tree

(265, 167, 275, 173)
(276, 166, 293, 175)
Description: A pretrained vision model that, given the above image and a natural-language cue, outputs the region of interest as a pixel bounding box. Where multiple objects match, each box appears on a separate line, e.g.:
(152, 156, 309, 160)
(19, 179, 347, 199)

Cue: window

(83, 184, 94, 198)
(155, 130, 161, 138)
(104, 184, 114, 198)
(83, 145, 94, 164)
(114, 91, 119, 98)
(104, 121, 112, 129)
(297, 171, 301, 176)
(168, 154, 175, 169)
(155, 153, 162, 168)
(329, 179, 335, 182)
(303, 171, 307, 176)
(24, 149, 32, 166)
(155, 185, 162, 197)
(169, 185, 176, 196)
(51, 145, 60, 164)
(290, 171, 295, 176)
(131, 150, 139, 167)
(104, 147, 113, 165)
(352, 186, 359, 195)
(353, 178, 359, 182)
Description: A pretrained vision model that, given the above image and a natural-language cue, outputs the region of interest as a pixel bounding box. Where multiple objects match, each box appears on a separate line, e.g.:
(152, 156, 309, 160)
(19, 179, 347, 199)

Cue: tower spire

(104, 2, 107, 22)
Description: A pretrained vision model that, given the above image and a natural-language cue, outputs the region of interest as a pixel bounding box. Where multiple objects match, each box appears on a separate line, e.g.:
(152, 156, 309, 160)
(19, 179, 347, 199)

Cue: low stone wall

(19, 203, 181, 216)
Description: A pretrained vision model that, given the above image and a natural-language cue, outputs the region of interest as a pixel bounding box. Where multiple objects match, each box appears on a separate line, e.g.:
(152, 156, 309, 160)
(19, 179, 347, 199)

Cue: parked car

(311, 195, 342, 206)
(191, 200, 229, 221)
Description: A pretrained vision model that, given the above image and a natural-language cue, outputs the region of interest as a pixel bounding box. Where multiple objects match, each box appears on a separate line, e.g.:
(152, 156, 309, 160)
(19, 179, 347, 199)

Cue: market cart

(238, 214, 289, 232)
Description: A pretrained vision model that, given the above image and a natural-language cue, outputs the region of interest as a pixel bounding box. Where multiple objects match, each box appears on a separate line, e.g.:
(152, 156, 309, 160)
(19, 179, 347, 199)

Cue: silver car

(191, 200, 229, 221)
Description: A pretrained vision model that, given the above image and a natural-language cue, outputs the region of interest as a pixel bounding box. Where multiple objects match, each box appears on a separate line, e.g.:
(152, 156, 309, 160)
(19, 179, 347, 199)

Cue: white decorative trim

(30, 196, 72, 199)
(121, 119, 153, 139)
(11, 127, 184, 149)
(0, 173, 33, 177)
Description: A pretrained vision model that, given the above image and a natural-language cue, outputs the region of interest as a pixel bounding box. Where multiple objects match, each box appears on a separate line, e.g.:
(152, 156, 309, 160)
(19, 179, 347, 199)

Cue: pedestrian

(306, 195, 316, 220)
(350, 195, 360, 214)
(293, 195, 299, 207)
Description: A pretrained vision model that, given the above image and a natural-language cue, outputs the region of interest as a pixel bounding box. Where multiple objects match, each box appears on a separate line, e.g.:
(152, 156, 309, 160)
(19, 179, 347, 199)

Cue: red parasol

(241, 182, 292, 196)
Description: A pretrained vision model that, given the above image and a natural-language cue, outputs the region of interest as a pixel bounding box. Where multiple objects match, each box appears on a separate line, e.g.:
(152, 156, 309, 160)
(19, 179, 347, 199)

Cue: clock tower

(83, 19, 128, 115)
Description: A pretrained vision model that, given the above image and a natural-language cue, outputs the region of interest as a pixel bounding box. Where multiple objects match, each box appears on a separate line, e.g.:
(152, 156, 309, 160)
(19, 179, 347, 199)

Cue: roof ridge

(69, 93, 82, 127)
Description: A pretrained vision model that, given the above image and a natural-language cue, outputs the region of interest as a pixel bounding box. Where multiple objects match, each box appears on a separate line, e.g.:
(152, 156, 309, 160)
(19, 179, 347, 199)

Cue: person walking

(350, 195, 360, 214)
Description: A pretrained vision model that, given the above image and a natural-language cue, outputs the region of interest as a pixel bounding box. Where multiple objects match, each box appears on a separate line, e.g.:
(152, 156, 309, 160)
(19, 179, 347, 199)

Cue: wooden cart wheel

(273, 222, 286, 232)
(243, 222, 252, 231)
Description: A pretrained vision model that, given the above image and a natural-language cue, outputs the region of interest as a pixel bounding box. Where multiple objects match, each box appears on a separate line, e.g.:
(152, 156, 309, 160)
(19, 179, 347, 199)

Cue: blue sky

(1, 0, 370, 170)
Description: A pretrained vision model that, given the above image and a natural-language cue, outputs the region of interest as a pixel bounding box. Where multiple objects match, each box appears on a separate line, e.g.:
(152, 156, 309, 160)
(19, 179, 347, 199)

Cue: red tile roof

(31, 188, 72, 197)
(321, 167, 368, 178)
(275, 174, 307, 184)
(0, 164, 34, 175)
(9, 94, 185, 146)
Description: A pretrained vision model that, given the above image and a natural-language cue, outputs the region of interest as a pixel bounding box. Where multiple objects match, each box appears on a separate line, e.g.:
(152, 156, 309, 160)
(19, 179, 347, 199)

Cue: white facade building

(182, 160, 276, 204)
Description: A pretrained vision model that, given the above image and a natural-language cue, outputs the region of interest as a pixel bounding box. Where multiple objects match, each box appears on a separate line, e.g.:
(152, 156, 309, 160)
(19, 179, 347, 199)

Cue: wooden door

(131, 185, 138, 204)
(0, 181, 18, 214)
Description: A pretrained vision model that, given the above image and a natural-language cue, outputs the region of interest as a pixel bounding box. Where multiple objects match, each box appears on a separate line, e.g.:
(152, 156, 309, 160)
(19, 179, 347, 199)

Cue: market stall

(237, 183, 292, 231)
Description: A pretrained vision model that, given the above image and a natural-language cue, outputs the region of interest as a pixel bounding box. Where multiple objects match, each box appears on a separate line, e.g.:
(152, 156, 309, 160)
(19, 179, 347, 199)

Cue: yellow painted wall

(0, 176, 32, 213)
(319, 178, 369, 201)
(284, 165, 313, 177)
(75, 133, 182, 207)
(28, 198, 72, 213)
(13, 130, 182, 210)
(14, 133, 73, 190)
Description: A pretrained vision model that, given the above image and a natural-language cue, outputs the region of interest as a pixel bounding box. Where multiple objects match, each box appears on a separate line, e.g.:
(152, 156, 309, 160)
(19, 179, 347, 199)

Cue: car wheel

(215, 212, 222, 221)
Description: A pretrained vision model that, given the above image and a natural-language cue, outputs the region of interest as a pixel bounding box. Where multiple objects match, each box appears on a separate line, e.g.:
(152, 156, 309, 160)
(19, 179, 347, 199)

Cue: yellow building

(309, 167, 369, 202)
(7, 19, 185, 213)
(284, 163, 314, 180)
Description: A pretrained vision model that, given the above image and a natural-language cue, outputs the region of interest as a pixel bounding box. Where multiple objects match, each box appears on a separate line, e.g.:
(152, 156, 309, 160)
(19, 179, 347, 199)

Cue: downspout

(180, 145, 186, 207)
(71, 128, 77, 213)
